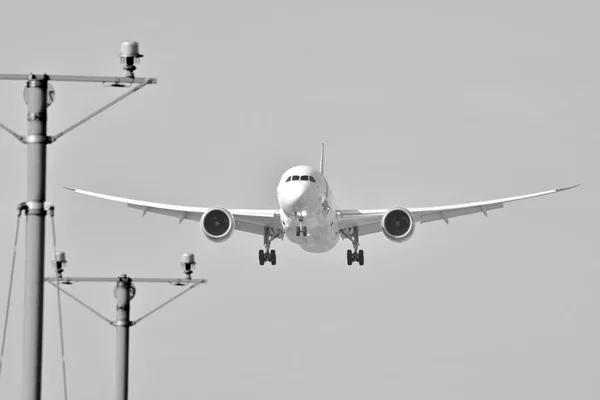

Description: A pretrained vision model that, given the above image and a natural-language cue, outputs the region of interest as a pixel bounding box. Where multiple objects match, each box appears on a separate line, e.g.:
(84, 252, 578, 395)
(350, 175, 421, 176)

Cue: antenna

(320, 143, 325, 175)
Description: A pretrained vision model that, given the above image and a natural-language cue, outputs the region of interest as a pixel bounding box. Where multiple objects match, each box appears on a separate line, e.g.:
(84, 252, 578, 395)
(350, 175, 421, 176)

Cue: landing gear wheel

(270, 249, 277, 266)
(258, 249, 265, 266)
(347, 249, 353, 266)
(302, 226, 307, 236)
(358, 250, 364, 266)
(296, 227, 301, 236)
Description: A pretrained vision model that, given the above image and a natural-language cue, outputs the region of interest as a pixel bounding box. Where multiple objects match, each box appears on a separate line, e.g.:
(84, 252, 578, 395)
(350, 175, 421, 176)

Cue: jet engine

(200, 208, 235, 242)
(381, 207, 415, 243)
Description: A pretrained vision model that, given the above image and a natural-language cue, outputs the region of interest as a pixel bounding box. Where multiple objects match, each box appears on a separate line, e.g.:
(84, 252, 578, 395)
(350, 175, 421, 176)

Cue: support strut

(263, 227, 272, 252)
(352, 228, 359, 252)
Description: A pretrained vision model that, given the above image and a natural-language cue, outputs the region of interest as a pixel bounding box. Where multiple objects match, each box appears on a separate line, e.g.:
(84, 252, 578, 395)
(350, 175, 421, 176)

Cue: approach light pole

(114, 275, 134, 400)
(45, 253, 206, 400)
(0, 41, 157, 400)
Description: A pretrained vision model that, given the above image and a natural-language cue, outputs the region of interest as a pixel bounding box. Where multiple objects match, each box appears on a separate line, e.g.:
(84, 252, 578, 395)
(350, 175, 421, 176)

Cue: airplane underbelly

(284, 212, 339, 253)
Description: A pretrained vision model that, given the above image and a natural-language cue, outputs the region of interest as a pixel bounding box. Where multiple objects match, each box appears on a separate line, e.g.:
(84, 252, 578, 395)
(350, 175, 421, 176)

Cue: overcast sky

(0, 1, 597, 399)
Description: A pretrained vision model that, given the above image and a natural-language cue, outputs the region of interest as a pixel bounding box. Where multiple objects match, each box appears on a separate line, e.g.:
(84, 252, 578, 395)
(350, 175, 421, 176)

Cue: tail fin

(319, 143, 325, 175)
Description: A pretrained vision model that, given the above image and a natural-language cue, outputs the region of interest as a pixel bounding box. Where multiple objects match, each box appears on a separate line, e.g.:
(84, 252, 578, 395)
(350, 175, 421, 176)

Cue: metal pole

(21, 76, 48, 400)
(114, 275, 133, 400)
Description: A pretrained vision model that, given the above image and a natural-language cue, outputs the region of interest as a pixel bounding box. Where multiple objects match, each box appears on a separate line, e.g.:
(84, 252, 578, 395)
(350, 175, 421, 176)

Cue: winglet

(319, 143, 325, 175)
(556, 183, 582, 192)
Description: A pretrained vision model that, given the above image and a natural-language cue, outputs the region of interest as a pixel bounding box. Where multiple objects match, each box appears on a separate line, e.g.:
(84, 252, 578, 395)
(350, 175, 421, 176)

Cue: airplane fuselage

(276, 165, 340, 253)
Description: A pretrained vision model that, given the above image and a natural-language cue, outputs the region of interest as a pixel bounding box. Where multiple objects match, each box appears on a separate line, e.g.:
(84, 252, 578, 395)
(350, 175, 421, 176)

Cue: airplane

(64, 144, 580, 266)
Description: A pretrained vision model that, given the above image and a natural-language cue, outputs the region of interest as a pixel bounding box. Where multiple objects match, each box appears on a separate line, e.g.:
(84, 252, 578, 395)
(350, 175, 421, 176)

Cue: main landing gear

(259, 227, 282, 266)
(341, 227, 364, 266)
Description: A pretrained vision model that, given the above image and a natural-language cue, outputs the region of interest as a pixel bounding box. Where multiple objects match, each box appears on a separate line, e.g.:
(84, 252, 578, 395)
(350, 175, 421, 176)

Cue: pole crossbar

(1, 78, 156, 145)
(44, 276, 207, 327)
(0, 74, 157, 84)
(45, 277, 207, 284)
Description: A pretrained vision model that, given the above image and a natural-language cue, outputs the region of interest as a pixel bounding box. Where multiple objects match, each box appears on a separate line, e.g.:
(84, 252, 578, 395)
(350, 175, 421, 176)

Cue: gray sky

(0, 1, 597, 399)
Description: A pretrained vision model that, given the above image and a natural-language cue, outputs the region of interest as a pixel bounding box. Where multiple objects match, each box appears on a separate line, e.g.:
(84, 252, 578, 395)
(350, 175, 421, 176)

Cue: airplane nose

(280, 183, 311, 216)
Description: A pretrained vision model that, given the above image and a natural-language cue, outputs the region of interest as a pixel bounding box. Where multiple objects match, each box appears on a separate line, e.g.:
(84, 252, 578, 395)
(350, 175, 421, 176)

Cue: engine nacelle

(381, 207, 415, 243)
(200, 208, 235, 242)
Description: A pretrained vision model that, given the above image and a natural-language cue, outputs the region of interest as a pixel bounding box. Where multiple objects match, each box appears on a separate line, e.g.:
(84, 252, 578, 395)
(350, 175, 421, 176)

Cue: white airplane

(65, 144, 579, 266)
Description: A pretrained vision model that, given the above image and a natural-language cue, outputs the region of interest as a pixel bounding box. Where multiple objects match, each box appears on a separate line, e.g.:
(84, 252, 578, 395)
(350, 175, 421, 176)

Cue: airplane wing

(337, 184, 580, 237)
(63, 187, 283, 236)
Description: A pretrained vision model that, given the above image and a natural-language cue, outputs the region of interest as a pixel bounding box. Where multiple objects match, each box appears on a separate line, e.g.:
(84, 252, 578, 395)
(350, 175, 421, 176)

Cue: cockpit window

(287, 175, 316, 183)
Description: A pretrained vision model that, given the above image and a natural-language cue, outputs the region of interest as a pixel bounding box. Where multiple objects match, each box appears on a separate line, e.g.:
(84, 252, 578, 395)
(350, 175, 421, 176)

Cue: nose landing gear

(294, 214, 308, 237)
(341, 227, 364, 266)
(295, 226, 307, 237)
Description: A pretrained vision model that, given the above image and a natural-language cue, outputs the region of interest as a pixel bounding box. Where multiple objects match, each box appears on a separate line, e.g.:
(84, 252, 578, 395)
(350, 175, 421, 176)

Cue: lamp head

(180, 253, 196, 278)
(120, 41, 143, 78)
(53, 251, 67, 275)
